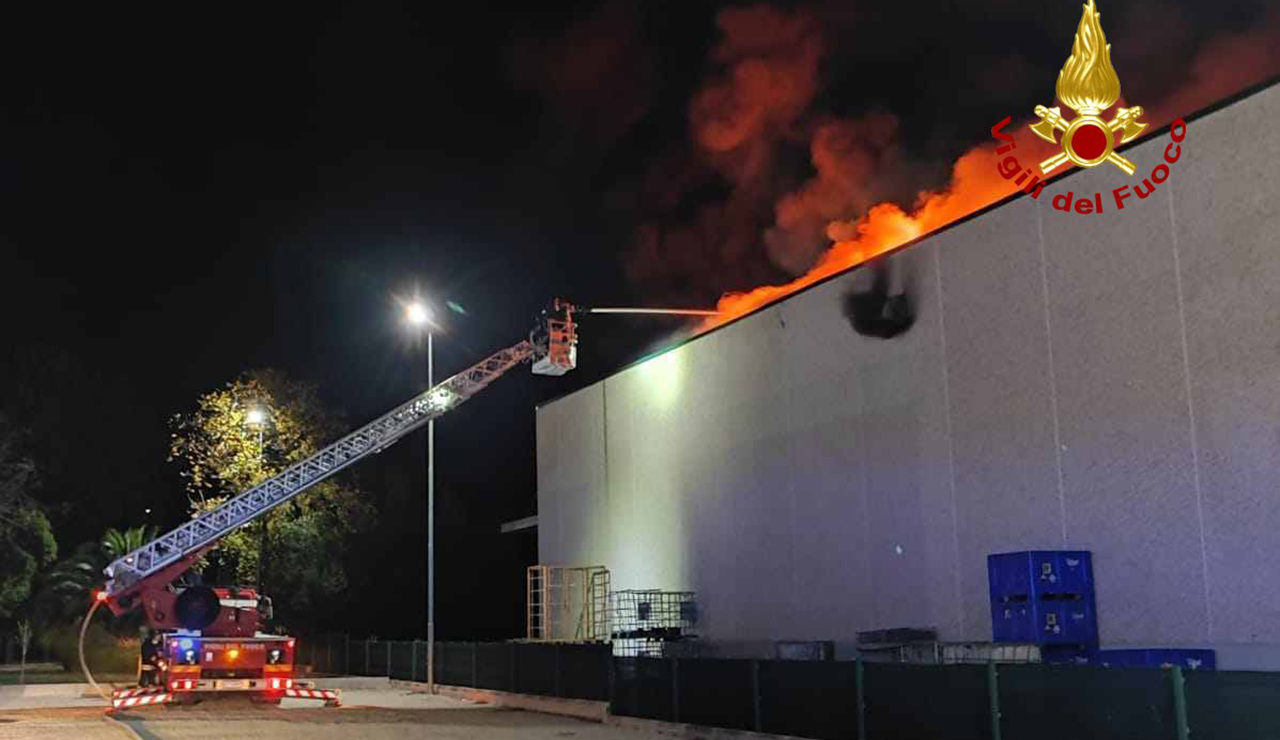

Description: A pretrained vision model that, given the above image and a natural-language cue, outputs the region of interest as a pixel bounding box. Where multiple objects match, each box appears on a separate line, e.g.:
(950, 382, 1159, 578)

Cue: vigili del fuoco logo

(989, 0, 1187, 215)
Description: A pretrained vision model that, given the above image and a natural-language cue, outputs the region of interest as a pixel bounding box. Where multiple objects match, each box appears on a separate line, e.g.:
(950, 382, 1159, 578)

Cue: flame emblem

(1029, 0, 1147, 175)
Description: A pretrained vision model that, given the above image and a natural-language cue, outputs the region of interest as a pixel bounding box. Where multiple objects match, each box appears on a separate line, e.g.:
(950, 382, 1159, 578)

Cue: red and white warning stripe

(111, 692, 173, 711)
(112, 686, 167, 700)
(284, 687, 340, 704)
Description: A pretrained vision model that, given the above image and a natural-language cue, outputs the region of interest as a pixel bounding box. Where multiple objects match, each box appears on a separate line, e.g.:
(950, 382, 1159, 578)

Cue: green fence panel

(335, 637, 348, 675)
(515, 643, 557, 696)
(1186, 669, 1280, 740)
(475, 642, 513, 691)
(415, 640, 429, 682)
(311, 635, 329, 674)
(368, 641, 388, 676)
(389, 641, 415, 680)
(612, 657, 675, 722)
(350, 640, 370, 675)
(863, 662, 990, 740)
(440, 642, 474, 686)
(999, 664, 1174, 740)
(558, 643, 610, 701)
(676, 658, 756, 731)
(757, 659, 860, 740)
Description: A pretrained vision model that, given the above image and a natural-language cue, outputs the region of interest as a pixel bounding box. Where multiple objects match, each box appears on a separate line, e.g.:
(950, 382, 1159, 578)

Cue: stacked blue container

(1094, 648, 1216, 670)
(988, 551, 1099, 647)
(988, 550, 1217, 669)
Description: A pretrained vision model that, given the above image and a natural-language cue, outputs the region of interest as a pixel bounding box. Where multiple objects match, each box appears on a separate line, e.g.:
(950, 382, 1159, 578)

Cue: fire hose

(79, 595, 111, 702)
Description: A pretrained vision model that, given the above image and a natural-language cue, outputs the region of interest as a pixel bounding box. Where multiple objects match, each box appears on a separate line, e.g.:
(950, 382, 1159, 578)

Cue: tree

(0, 507, 57, 620)
(0, 415, 56, 620)
(17, 619, 32, 684)
(102, 526, 158, 562)
(30, 542, 103, 626)
(0, 416, 38, 519)
(168, 369, 375, 626)
(29, 535, 153, 637)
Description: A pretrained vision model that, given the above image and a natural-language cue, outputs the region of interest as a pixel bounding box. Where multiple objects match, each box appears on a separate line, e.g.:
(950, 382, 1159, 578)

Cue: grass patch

(0, 670, 135, 686)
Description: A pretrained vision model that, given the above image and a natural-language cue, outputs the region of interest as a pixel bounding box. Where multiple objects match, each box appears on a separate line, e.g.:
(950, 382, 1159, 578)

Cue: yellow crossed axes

(1030, 105, 1147, 176)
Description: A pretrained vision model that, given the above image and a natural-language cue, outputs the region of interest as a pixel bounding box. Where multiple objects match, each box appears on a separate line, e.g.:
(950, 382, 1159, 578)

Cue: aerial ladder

(95, 299, 580, 712)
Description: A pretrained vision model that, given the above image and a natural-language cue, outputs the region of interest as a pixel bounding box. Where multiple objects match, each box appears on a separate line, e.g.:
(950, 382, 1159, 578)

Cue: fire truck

(98, 300, 579, 711)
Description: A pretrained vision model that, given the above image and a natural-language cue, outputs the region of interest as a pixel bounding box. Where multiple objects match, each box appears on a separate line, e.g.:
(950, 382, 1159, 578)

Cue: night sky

(2, 1, 1277, 639)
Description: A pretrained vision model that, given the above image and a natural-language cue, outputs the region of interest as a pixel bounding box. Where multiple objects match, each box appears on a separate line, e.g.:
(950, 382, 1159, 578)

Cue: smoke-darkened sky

(2, 1, 1277, 638)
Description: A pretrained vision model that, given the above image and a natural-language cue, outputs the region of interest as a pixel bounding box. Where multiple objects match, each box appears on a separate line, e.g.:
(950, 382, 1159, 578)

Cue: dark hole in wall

(842, 264, 916, 339)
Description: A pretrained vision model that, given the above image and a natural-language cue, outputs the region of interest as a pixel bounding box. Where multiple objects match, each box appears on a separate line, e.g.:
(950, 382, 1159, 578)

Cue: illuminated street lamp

(405, 299, 436, 694)
(407, 302, 430, 328)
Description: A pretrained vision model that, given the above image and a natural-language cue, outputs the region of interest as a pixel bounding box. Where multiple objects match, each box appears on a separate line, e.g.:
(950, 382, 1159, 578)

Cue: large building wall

(537, 83, 1280, 669)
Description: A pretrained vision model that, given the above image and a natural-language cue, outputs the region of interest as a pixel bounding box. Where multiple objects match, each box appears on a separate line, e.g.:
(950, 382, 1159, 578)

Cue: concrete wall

(537, 83, 1280, 669)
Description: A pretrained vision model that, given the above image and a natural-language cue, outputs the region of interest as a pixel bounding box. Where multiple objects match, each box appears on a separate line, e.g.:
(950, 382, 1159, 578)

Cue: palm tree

(102, 526, 158, 562)
(30, 542, 106, 625)
(31, 526, 156, 628)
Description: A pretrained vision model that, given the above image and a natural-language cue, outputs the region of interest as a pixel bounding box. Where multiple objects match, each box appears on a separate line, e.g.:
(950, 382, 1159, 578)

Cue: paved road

(120, 706, 655, 740)
(0, 684, 113, 712)
(0, 707, 127, 740)
(0, 689, 667, 740)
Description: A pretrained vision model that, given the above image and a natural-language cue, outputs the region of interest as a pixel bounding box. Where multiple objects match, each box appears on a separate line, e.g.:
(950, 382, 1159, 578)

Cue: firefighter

(138, 630, 164, 686)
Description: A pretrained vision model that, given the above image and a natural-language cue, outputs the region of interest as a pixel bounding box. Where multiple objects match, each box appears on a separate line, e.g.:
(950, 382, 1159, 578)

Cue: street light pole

(257, 424, 267, 596)
(246, 407, 268, 597)
(406, 299, 436, 694)
(427, 328, 435, 695)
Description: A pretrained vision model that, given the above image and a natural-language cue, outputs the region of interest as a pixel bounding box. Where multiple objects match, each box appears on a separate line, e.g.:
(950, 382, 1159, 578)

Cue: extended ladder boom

(104, 300, 578, 602)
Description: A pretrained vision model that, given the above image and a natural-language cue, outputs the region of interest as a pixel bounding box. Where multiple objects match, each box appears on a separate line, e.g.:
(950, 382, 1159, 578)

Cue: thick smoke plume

(690, 6, 821, 162)
(627, 8, 824, 296)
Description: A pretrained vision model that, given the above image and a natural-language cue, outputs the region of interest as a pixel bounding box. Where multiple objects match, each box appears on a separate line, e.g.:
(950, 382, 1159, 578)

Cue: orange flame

(1057, 0, 1121, 113)
(704, 126, 1059, 328)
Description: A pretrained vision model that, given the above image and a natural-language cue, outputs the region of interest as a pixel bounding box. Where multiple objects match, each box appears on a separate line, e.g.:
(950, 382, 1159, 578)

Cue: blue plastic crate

(1040, 645, 1098, 665)
(1095, 649, 1216, 670)
(988, 551, 1098, 646)
(991, 600, 1036, 643)
(988, 551, 1094, 602)
(1093, 648, 1147, 668)
(1041, 598, 1099, 643)
(990, 595, 1098, 645)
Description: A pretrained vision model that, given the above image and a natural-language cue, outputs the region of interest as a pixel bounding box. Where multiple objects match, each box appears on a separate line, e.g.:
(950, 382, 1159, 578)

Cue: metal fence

(297, 637, 1277, 740)
(297, 637, 609, 700)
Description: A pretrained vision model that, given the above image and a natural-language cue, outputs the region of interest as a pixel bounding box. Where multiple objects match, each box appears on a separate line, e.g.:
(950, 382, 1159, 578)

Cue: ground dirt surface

(0, 707, 128, 740)
(0, 692, 669, 740)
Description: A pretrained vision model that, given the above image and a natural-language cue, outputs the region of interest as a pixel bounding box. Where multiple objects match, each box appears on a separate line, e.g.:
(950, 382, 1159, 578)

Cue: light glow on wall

(636, 348, 686, 411)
